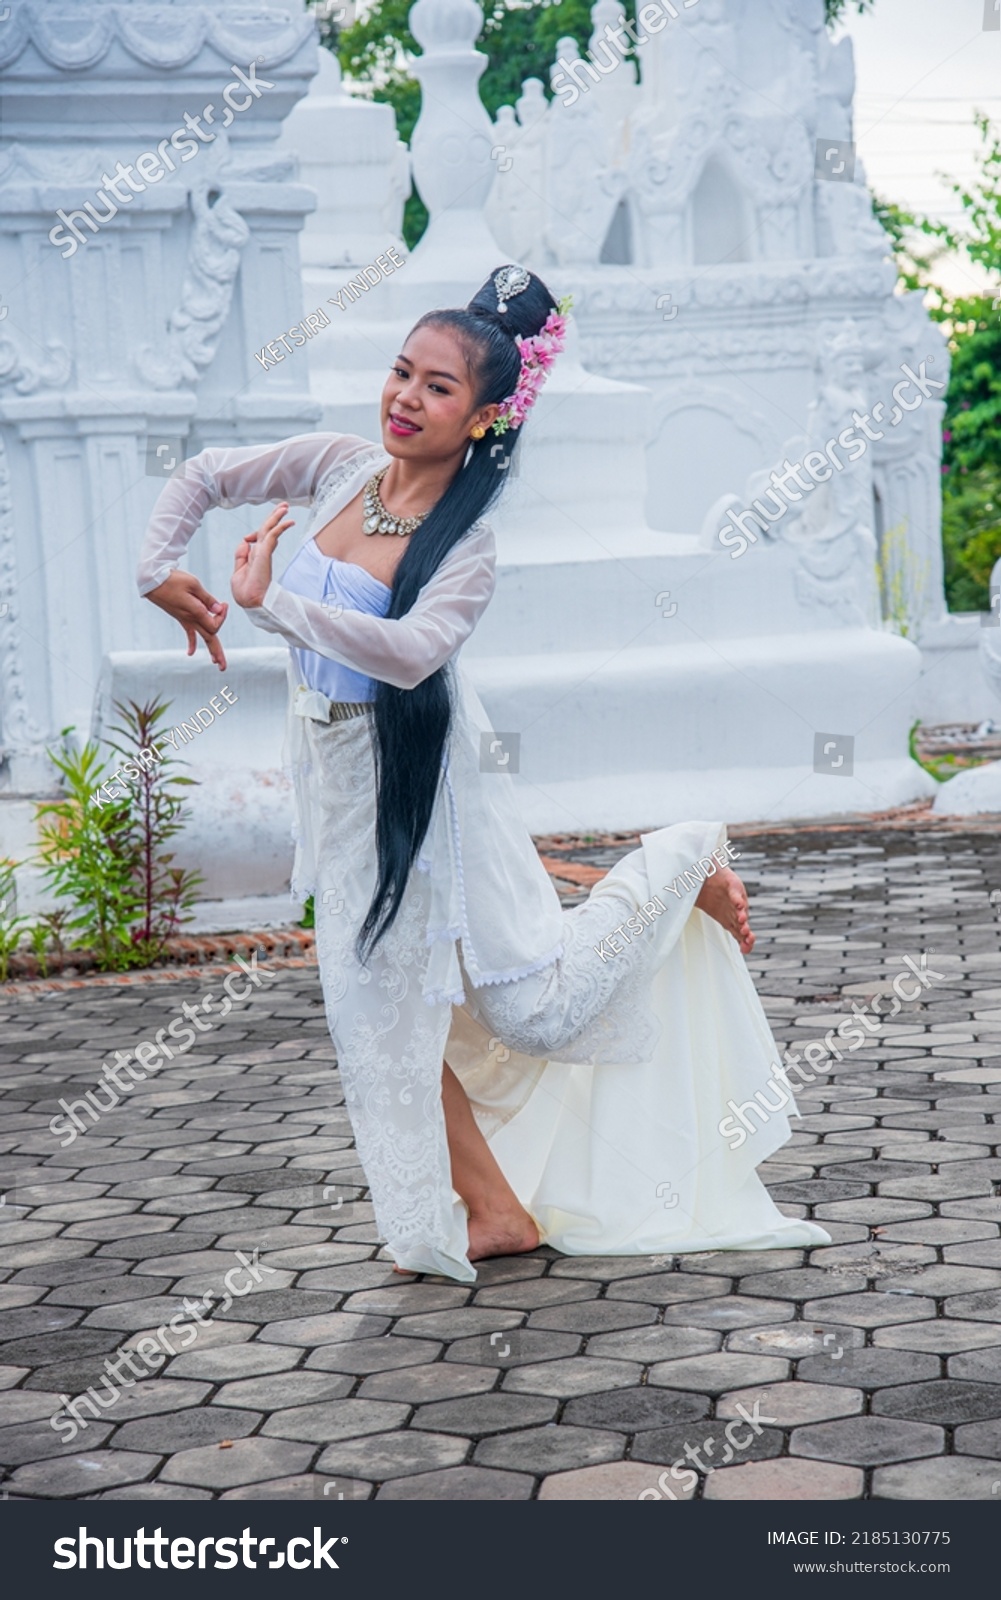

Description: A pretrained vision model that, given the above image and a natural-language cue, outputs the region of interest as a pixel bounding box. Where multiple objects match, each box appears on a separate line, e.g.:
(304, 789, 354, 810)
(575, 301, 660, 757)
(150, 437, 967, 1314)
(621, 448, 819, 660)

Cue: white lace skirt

(303, 700, 830, 1283)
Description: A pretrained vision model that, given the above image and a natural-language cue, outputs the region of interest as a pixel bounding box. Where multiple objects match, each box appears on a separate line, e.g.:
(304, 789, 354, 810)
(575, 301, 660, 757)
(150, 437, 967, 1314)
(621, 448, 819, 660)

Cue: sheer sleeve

(244, 523, 497, 691)
(136, 432, 379, 596)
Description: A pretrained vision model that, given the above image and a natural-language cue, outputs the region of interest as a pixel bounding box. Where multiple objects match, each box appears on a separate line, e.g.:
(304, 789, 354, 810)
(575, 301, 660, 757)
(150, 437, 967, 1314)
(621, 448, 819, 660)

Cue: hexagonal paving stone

(443, 1329, 581, 1370)
(659, 1297, 796, 1332)
(736, 1268, 869, 1300)
(258, 1311, 390, 1347)
(725, 1324, 864, 1360)
(801, 1292, 937, 1328)
(605, 1273, 731, 1306)
(948, 1347, 1001, 1382)
(791, 1415, 944, 1465)
(717, 1382, 863, 1426)
(629, 1421, 783, 1472)
(502, 1358, 642, 1399)
(159, 1435, 314, 1489)
(214, 1371, 354, 1411)
(262, 1397, 409, 1443)
(341, 1284, 471, 1316)
(224, 1474, 373, 1501)
(473, 1279, 599, 1311)
(944, 1289, 1001, 1323)
(474, 1425, 623, 1476)
(796, 1348, 941, 1388)
(377, 1466, 533, 1500)
(584, 1326, 721, 1365)
(547, 1256, 678, 1281)
(306, 1336, 441, 1374)
(704, 1458, 864, 1499)
(10, 1449, 161, 1498)
(111, 1406, 259, 1454)
(166, 1343, 301, 1382)
(0, 1416, 114, 1467)
(392, 1308, 526, 1341)
(649, 1353, 789, 1393)
(563, 1386, 709, 1433)
(527, 1301, 657, 1334)
(872, 1379, 1001, 1426)
(873, 1320, 1001, 1355)
(955, 1419, 1001, 1458)
(411, 1392, 557, 1436)
(873, 1455, 1001, 1499)
(539, 1461, 692, 1500)
(359, 1363, 497, 1404)
(316, 1430, 468, 1481)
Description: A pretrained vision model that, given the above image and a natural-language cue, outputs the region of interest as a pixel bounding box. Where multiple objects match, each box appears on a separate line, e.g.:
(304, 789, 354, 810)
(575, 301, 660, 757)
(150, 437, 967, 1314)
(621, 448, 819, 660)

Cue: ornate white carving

(0, 3, 315, 72)
(0, 335, 72, 394)
(0, 435, 46, 761)
(136, 180, 250, 391)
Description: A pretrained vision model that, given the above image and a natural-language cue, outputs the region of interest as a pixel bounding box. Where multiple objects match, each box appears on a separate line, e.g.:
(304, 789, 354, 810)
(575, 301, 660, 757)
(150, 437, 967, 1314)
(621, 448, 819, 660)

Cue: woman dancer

(138, 264, 828, 1281)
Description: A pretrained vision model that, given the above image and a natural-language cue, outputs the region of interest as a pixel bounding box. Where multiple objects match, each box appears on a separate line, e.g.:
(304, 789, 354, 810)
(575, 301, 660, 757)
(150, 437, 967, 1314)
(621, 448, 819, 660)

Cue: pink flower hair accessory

(491, 294, 574, 435)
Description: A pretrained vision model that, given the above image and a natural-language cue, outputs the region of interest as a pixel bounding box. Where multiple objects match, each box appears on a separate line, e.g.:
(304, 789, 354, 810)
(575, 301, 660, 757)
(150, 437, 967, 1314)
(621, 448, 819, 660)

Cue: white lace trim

(470, 940, 566, 989)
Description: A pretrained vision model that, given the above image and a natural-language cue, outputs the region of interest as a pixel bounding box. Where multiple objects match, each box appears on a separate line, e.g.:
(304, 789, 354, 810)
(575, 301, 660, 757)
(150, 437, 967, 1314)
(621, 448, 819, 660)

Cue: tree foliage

(878, 118, 1001, 611)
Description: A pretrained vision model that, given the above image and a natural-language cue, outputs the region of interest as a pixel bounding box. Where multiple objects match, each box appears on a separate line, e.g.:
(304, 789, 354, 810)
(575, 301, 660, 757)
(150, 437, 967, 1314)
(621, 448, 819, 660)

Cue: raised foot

(466, 1209, 540, 1263)
(694, 865, 755, 955)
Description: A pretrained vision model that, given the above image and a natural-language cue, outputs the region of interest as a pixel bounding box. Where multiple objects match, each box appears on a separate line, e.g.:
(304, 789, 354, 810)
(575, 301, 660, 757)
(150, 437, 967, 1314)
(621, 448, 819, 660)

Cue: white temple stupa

(0, 0, 983, 922)
(289, 0, 936, 837)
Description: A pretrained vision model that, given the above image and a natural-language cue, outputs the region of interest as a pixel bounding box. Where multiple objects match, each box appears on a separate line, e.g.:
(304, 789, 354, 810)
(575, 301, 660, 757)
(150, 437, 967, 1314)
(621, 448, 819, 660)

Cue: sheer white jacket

(136, 430, 568, 1006)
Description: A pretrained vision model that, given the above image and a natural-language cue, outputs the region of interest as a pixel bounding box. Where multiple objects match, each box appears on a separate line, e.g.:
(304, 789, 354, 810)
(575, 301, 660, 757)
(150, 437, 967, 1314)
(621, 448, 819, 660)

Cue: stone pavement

(2, 824, 1001, 1502)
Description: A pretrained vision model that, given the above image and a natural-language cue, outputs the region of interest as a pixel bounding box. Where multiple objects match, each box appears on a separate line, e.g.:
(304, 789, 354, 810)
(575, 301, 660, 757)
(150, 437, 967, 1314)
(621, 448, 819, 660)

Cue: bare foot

(466, 1208, 540, 1263)
(695, 866, 755, 955)
(390, 1209, 540, 1275)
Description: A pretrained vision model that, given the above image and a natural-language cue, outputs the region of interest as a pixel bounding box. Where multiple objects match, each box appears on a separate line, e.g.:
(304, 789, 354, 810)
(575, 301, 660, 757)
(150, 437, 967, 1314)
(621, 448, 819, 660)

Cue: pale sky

(836, 0, 1000, 295)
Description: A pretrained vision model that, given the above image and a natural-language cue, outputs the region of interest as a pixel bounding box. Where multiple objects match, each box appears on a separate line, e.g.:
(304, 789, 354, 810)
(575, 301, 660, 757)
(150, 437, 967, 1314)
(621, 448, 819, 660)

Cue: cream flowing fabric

(138, 432, 830, 1282)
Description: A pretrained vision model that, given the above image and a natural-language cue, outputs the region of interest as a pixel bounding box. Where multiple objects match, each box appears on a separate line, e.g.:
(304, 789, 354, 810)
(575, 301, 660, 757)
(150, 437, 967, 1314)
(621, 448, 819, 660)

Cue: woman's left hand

(231, 503, 295, 610)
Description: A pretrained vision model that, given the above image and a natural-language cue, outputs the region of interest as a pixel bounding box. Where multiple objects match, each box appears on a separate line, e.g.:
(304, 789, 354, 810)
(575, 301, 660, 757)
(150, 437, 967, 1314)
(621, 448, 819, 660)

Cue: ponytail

(355, 269, 558, 964)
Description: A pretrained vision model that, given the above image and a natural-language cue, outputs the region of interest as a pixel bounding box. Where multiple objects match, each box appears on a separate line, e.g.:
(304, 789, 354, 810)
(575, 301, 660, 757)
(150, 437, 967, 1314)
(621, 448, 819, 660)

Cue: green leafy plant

(877, 117, 1001, 612)
(36, 734, 146, 971)
(299, 894, 316, 930)
(35, 700, 202, 973)
(27, 922, 50, 979)
(33, 909, 70, 969)
(105, 698, 203, 966)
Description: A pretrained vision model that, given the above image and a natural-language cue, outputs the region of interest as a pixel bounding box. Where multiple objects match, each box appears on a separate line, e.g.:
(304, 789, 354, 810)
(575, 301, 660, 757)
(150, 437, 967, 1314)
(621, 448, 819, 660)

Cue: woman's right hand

(144, 570, 229, 671)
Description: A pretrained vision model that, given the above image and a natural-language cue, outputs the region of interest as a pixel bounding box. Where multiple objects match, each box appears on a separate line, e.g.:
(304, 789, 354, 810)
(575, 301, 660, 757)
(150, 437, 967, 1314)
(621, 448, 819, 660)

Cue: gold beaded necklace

(362, 466, 431, 537)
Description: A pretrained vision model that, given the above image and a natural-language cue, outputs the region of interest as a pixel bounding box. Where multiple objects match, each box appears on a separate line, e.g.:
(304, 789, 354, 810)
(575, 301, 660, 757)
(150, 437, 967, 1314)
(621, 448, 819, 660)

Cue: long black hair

(354, 265, 558, 965)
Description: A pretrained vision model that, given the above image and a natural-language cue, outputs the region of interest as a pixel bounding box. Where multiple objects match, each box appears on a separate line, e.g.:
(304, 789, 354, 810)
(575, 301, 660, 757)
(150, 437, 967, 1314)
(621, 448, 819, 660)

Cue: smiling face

(379, 323, 502, 464)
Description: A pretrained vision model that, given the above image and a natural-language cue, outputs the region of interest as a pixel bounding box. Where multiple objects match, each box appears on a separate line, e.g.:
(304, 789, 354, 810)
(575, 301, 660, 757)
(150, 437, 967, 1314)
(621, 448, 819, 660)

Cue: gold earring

(470, 425, 486, 440)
